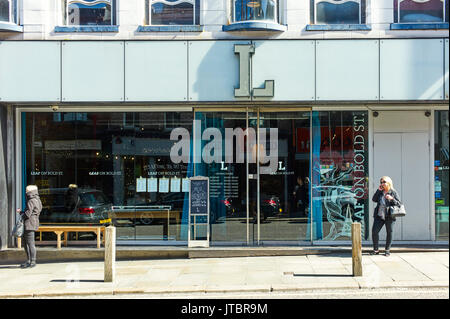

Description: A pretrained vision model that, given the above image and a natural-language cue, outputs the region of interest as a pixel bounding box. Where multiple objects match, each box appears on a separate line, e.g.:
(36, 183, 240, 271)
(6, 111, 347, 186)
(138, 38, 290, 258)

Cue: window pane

(133, 112, 192, 241)
(256, 112, 311, 242)
(311, 111, 369, 241)
(435, 110, 449, 240)
(316, 0, 360, 24)
(68, 1, 112, 25)
(234, 0, 277, 22)
(0, 0, 9, 22)
(25, 113, 78, 225)
(24, 112, 193, 243)
(193, 112, 248, 243)
(151, 1, 193, 25)
(398, 0, 444, 23)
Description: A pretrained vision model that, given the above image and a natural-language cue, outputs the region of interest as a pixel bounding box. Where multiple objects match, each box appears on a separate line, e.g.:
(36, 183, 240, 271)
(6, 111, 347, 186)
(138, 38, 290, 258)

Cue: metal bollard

(351, 222, 363, 277)
(104, 225, 116, 282)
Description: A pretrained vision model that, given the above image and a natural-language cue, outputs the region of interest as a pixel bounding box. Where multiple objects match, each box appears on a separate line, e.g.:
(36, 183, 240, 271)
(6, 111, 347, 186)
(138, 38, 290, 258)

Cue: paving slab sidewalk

(0, 252, 448, 298)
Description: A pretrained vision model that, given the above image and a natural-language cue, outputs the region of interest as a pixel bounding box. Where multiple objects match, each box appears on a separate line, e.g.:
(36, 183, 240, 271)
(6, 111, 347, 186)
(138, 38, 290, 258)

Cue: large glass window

(311, 111, 369, 241)
(311, 0, 366, 24)
(22, 110, 374, 245)
(394, 0, 449, 23)
(64, 0, 115, 26)
(435, 110, 449, 240)
(148, 0, 200, 25)
(24, 112, 193, 243)
(233, 0, 279, 23)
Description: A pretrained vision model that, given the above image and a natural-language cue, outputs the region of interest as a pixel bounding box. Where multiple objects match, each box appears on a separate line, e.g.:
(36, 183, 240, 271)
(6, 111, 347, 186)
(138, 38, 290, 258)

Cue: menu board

(136, 178, 146, 193)
(189, 177, 209, 215)
(147, 178, 158, 192)
(159, 178, 169, 193)
(182, 178, 190, 192)
(210, 172, 239, 198)
(171, 177, 181, 192)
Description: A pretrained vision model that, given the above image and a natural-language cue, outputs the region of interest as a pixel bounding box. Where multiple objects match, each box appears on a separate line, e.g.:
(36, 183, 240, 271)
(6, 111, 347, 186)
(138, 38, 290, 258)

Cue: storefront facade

(0, 1, 448, 248)
(0, 38, 447, 247)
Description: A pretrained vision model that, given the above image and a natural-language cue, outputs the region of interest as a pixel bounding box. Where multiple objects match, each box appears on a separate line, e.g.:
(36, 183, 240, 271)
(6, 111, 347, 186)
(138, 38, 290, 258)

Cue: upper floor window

(147, 0, 200, 25)
(394, 0, 449, 23)
(233, 0, 279, 23)
(311, 0, 366, 24)
(64, 0, 116, 25)
(0, 0, 16, 23)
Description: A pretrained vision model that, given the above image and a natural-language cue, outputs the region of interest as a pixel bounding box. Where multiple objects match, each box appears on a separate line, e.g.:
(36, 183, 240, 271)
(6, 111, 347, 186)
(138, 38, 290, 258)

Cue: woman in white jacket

(18, 185, 42, 268)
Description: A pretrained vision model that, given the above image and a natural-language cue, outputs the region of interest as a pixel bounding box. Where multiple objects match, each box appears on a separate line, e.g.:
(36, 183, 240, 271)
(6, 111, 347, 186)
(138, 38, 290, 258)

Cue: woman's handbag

(390, 204, 406, 217)
(12, 214, 24, 237)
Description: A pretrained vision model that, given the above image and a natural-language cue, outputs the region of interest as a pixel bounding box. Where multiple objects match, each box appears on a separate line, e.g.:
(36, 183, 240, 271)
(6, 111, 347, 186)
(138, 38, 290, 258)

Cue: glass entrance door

(250, 109, 311, 244)
(194, 108, 311, 245)
(194, 109, 249, 244)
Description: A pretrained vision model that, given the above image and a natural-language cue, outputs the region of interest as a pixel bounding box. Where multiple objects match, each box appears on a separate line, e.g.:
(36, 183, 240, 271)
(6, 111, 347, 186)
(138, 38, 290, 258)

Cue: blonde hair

(25, 185, 38, 193)
(68, 184, 78, 189)
(381, 176, 394, 190)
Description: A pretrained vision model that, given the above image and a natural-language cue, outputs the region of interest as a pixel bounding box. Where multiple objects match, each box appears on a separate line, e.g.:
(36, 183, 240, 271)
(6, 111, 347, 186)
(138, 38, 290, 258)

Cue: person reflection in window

(65, 184, 80, 221)
(293, 177, 308, 217)
(95, 8, 105, 24)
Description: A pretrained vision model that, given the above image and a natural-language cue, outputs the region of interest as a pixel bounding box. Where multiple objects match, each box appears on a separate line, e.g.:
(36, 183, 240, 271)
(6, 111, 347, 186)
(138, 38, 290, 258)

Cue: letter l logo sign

(234, 44, 274, 98)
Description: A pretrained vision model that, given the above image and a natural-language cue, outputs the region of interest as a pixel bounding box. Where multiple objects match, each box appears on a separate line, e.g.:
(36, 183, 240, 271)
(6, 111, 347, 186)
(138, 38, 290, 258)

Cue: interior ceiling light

(247, 1, 261, 8)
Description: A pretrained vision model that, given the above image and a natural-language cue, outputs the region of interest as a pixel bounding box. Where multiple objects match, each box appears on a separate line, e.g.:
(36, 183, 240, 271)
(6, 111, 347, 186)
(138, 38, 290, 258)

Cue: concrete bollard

(104, 225, 116, 283)
(351, 222, 363, 277)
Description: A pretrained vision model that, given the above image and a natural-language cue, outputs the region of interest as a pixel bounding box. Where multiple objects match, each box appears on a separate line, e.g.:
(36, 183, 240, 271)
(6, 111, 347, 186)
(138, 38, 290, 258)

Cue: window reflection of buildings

(0, 0, 11, 22)
(394, 0, 449, 23)
(312, 0, 364, 24)
(150, 0, 197, 25)
(66, 0, 113, 25)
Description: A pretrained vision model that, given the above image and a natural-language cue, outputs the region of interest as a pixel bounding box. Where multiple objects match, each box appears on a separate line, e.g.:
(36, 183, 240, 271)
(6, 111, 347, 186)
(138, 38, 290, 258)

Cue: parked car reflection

(225, 194, 281, 221)
(39, 188, 112, 224)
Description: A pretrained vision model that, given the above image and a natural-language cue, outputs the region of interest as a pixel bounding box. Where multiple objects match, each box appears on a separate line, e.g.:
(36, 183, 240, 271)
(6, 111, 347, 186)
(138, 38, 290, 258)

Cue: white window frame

(396, 0, 447, 24)
(149, 0, 197, 25)
(65, 0, 115, 26)
(313, 0, 363, 25)
(232, 0, 279, 23)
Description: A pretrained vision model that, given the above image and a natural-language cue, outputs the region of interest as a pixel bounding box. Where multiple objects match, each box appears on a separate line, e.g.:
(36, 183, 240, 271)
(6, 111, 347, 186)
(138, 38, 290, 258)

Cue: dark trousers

(372, 216, 396, 251)
(23, 230, 36, 263)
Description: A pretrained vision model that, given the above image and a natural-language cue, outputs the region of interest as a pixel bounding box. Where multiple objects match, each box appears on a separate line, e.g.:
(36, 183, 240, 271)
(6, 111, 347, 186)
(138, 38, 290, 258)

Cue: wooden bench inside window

(109, 206, 182, 239)
(17, 225, 105, 250)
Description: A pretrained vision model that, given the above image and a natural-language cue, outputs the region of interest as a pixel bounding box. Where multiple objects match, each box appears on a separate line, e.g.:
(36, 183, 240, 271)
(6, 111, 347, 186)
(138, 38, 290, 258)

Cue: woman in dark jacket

(371, 176, 402, 257)
(19, 185, 42, 268)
